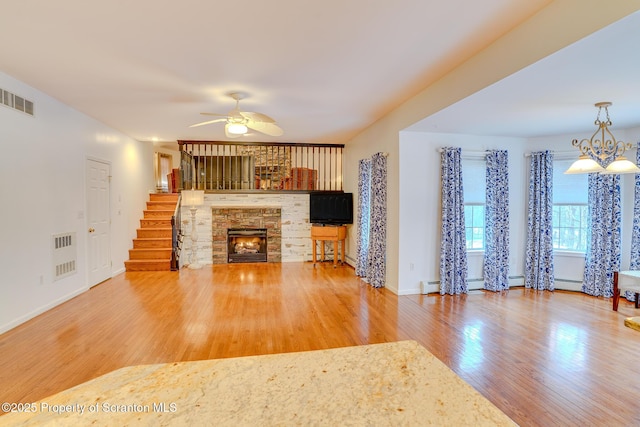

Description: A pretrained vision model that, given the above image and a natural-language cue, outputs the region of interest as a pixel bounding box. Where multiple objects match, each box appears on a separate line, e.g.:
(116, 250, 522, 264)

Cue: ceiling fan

(190, 92, 284, 138)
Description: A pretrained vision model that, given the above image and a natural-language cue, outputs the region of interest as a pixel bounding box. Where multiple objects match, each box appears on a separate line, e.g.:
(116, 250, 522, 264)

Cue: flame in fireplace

(234, 237, 261, 254)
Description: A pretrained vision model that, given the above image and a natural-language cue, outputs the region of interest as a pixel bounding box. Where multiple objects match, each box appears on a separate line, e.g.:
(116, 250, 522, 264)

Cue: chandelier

(565, 102, 640, 174)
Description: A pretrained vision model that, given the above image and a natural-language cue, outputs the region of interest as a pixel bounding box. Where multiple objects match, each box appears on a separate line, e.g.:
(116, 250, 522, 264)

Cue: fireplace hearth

(227, 228, 268, 263)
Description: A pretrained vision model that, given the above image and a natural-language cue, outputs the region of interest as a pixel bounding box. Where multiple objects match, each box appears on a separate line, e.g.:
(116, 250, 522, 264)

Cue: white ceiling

(2, 1, 637, 145)
(409, 10, 640, 138)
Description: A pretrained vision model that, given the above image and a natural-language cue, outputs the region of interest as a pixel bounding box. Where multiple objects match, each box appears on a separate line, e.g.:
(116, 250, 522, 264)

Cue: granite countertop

(1, 340, 517, 426)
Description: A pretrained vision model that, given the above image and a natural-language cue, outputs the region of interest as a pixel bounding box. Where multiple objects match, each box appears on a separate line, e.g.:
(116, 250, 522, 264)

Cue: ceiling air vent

(1, 88, 34, 116)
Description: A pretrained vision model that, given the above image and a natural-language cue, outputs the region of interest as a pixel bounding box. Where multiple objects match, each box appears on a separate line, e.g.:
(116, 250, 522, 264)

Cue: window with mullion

(465, 204, 485, 250)
(552, 159, 588, 253)
(462, 157, 487, 251)
(552, 204, 588, 251)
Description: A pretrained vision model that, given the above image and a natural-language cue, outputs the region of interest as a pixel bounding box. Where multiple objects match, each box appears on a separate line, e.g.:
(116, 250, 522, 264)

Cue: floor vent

(1, 88, 34, 116)
(53, 232, 77, 280)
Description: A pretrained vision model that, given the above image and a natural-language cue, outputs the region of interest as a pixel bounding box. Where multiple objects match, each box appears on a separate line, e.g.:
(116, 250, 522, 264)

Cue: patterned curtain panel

(631, 148, 640, 270)
(356, 159, 371, 277)
(365, 153, 387, 288)
(525, 151, 555, 291)
(627, 148, 640, 300)
(582, 173, 621, 297)
(484, 150, 510, 292)
(439, 147, 468, 295)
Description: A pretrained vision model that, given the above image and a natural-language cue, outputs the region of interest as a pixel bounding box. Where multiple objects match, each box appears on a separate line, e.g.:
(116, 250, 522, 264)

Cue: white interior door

(86, 159, 111, 286)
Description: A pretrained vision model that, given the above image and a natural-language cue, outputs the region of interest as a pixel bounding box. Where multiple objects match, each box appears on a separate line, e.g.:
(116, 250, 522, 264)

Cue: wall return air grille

(1, 88, 34, 116)
(52, 232, 77, 280)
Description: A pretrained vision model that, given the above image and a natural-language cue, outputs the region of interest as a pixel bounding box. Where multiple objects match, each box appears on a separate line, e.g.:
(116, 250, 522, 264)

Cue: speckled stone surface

(1, 341, 517, 426)
(624, 317, 640, 332)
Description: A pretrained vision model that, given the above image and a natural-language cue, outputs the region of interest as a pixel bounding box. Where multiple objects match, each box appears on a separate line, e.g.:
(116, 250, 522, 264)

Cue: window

(552, 159, 588, 252)
(462, 157, 486, 251)
(465, 204, 485, 250)
(552, 204, 588, 251)
(155, 152, 172, 192)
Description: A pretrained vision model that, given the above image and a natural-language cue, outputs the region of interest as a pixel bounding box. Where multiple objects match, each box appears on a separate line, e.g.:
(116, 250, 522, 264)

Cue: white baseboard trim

(0, 286, 88, 334)
(554, 279, 583, 292)
(421, 278, 484, 294)
(509, 276, 524, 287)
(421, 281, 439, 294)
(421, 276, 525, 294)
(397, 286, 421, 296)
(112, 267, 125, 276)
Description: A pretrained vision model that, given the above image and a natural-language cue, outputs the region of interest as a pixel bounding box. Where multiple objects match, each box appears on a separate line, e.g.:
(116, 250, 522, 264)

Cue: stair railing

(178, 140, 345, 192)
(170, 193, 182, 271)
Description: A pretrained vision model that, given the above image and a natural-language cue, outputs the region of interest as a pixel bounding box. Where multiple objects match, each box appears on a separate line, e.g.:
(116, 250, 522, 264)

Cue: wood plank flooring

(1, 262, 640, 426)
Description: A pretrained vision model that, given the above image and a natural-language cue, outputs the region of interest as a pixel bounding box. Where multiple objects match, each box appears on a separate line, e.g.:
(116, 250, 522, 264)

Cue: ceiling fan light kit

(190, 92, 284, 138)
(226, 123, 248, 135)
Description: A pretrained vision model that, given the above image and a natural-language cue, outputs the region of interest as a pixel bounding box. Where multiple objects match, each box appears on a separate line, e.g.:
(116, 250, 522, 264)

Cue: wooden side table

(311, 225, 346, 267)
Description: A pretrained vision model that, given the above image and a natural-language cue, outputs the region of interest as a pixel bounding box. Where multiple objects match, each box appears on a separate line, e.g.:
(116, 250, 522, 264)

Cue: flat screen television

(309, 192, 353, 225)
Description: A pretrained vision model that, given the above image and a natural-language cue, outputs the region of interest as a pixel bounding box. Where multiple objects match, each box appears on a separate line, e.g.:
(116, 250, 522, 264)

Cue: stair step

(149, 193, 179, 202)
(137, 228, 173, 238)
(140, 218, 172, 228)
(129, 248, 172, 259)
(147, 201, 177, 210)
(125, 259, 171, 271)
(133, 238, 172, 248)
(126, 193, 180, 272)
(144, 210, 174, 218)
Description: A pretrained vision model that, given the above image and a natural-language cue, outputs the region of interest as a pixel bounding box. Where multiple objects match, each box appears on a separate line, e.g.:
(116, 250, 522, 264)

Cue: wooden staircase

(125, 193, 179, 272)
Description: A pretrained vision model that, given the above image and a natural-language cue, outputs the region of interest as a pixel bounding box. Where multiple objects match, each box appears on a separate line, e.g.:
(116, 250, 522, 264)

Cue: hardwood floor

(1, 262, 640, 426)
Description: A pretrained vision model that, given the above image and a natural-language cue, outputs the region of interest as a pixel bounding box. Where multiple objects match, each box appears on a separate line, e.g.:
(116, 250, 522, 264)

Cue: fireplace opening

(227, 228, 268, 263)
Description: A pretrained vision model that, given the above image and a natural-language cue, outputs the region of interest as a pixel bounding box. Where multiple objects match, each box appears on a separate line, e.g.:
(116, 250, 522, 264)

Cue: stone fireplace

(227, 228, 267, 263)
(212, 207, 281, 263)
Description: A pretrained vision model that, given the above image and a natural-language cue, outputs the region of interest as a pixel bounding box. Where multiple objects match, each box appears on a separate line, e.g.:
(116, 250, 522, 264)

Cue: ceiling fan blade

(200, 112, 228, 117)
(240, 111, 275, 123)
(189, 118, 227, 128)
(224, 123, 243, 138)
(246, 121, 284, 136)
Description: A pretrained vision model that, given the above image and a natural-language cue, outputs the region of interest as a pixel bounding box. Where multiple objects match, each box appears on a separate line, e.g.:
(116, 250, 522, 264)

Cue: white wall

(398, 132, 527, 294)
(342, 1, 638, 295)
(396, 125, 639, 295)
(527, 127, 639, 290)
(620, 127, 640, 269)
(343, 128, 400, 292)
(152, 142, 181, 170)
(0, 71, 154, 333)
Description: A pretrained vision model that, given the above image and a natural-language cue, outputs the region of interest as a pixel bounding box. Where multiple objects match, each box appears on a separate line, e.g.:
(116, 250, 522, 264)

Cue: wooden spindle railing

(170, 193, 182, 271)
(177, 141, 345, 192)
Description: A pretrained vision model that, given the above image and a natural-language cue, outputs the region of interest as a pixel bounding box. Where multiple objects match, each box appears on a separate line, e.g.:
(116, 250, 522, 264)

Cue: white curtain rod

(524, 150, 577, 160)
(436, 149, 578, 158)
(435, 148, 584, 160)
(436, 148, 490, 154)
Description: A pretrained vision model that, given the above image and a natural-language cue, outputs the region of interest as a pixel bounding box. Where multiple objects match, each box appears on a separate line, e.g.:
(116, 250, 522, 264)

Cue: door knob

(88, 228, 95, 233)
